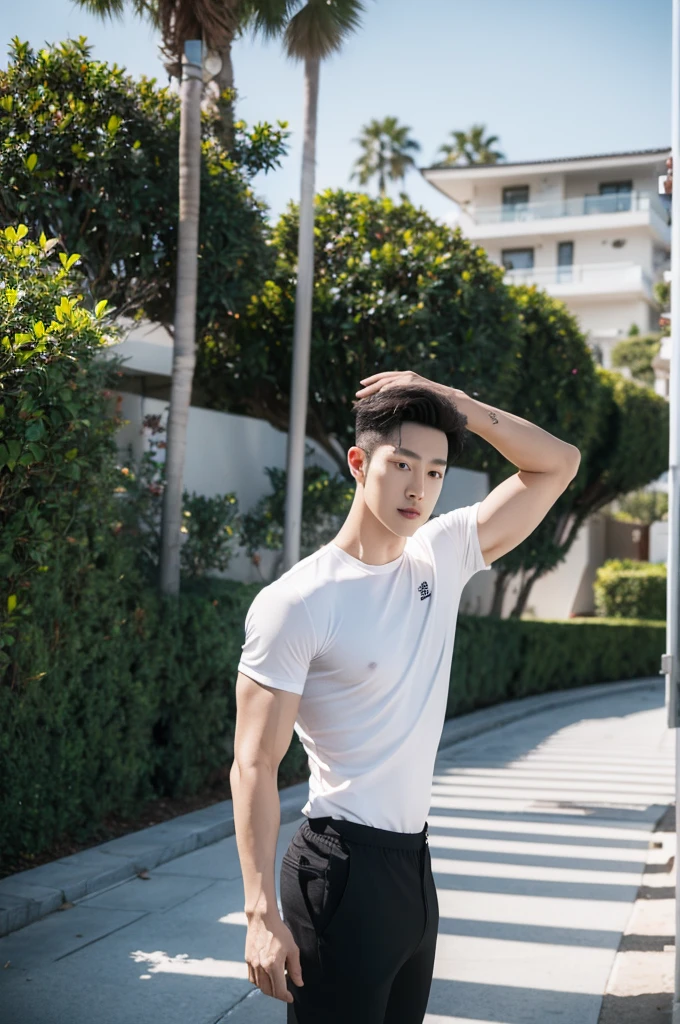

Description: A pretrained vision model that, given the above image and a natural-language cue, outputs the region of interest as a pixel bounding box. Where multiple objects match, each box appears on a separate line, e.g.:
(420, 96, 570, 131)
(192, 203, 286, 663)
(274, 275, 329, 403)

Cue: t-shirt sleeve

(423, 501, 492, 586)
(237, 582, 317, 696)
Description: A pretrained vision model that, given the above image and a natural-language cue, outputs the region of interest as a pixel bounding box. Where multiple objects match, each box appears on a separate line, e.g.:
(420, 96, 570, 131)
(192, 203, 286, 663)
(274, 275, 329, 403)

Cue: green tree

(472, 285, 600, 617)
(350, 116, 421, 197)
(611, 332, 663, 388)
(1, 36, 288, 595)
(434, 123, 504, 167)
(502, 363, 669, 618)
(195, 189, 527, 475)
(0, 38, 287, 333)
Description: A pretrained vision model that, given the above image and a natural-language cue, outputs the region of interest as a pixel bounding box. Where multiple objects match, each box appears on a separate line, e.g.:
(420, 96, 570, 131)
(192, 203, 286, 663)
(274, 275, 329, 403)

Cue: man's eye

(397, 462, 409, 470)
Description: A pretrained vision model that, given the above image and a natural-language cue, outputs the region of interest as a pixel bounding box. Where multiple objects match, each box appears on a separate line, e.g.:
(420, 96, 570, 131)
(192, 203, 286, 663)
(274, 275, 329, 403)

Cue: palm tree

(351, 116, 421, 196)
(434, 123, 505, 167)
(74, 0, 239, 596)
(250, 0, 365, 573)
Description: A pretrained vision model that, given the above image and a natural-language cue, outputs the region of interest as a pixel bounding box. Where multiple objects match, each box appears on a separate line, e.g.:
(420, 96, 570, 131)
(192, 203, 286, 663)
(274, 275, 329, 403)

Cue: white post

(282, 56, 320, 573)
(670, 0, 680, 1019)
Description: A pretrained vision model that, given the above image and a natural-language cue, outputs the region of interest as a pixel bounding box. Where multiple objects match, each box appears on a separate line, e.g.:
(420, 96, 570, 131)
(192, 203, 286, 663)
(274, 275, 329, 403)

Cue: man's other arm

(230, 671, 304, 1003)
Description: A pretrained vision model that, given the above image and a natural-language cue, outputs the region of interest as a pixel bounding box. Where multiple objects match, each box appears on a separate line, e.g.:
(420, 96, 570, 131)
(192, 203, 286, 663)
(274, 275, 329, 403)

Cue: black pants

(280, 815, 439, 1024)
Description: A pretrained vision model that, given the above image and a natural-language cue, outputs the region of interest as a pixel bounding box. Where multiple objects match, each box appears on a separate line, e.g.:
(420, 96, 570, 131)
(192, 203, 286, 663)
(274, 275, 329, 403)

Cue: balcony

(460, 190, 671, 246)
(473, 190, 669, 224)
(503, 261, 655, 301)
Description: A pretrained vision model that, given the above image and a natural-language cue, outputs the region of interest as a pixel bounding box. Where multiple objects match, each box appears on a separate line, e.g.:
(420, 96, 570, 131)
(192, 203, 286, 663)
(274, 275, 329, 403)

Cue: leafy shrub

(593, 558, 666, 620)
(118, 415, 240, 582)
(239, 447, 354, 580)
(611, 332, 664, 388)
(0, 224, 132, 674)
(608, 489, 668, 524)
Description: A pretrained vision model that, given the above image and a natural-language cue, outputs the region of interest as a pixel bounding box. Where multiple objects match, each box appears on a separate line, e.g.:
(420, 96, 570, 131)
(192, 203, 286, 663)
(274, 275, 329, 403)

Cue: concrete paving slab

(0, 878, 248, 1024)
(79, 874, 216, 913)
(0, 905, 147, 971)
(219, 989, 285, 1021)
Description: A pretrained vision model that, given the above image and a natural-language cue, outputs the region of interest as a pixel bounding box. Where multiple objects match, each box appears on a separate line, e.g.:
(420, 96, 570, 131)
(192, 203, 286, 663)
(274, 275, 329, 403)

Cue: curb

(0, 675, 662, 939)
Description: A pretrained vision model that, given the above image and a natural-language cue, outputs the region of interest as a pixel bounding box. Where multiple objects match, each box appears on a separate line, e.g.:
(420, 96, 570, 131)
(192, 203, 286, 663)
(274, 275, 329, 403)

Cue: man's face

(352, 421, 448, 536)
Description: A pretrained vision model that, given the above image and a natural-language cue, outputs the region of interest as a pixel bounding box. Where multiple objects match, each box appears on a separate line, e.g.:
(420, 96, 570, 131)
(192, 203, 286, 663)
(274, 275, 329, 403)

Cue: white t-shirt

(237, 502, 491, 833)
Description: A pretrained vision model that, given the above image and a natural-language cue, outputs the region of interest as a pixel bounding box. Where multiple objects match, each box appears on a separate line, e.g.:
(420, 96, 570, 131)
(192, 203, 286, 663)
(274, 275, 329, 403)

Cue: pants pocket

(295, 836, 352, 938)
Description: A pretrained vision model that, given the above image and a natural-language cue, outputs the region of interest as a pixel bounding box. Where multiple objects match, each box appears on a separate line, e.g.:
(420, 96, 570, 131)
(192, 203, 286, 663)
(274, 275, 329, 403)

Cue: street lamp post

(666, 3, 680, 1022)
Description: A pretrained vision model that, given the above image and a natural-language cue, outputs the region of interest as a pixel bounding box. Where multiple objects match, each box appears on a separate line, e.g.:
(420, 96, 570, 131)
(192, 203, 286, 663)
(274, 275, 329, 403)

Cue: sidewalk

(0, 677, 674, 1023)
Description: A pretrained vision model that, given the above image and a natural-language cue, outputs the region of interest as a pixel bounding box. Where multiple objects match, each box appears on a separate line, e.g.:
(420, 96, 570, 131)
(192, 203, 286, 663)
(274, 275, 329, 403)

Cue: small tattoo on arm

(488, 411, 499, 425)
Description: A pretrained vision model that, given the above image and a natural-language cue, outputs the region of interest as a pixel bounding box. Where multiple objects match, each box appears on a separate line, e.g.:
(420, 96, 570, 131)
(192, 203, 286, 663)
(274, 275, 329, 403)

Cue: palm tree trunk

(282, 54, 320, 574)
(159, 40, 203, 597)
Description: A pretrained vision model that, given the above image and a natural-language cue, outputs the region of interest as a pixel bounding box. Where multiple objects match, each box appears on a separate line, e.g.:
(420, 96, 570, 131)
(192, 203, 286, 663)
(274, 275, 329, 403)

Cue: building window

(501, 185, 529, 221)
(502, 248, 534, 271)
(557, 241, 573, 282)
(595, 180, 633, 213)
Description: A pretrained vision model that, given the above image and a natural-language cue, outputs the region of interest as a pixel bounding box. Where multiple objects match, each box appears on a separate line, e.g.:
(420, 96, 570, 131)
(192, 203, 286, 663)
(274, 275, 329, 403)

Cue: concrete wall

(495, 513, 604, 620)
(484, 230, 654, 273)
(650, 520, 669, 564)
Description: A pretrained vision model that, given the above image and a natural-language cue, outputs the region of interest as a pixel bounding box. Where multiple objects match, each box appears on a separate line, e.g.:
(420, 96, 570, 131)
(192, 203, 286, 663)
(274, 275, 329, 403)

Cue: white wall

(650, 520, 669, 564)
(484, 229, 654, 273)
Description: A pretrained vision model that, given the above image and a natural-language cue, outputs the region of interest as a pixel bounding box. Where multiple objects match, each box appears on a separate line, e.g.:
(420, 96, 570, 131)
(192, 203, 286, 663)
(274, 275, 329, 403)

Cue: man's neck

(331, 502, 407, 567)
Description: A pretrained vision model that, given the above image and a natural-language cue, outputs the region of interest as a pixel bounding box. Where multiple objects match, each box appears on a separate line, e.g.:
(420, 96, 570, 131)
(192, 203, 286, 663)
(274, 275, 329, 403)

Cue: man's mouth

(398, 508, 421, 519)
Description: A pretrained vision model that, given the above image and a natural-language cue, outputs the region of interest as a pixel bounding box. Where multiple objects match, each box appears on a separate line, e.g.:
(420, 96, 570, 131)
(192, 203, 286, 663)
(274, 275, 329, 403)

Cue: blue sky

(2, 0, 672, 223)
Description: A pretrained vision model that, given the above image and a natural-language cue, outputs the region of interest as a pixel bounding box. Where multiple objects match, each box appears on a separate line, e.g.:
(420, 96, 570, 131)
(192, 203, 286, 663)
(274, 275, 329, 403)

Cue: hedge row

(448, 613, 665, 717)
(0, 575, 665, 866)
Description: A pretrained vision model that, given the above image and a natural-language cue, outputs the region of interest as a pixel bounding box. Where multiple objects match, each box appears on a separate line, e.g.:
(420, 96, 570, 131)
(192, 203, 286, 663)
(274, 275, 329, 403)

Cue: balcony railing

(503, 261, 653, 293)
(471, 190, 670, 225)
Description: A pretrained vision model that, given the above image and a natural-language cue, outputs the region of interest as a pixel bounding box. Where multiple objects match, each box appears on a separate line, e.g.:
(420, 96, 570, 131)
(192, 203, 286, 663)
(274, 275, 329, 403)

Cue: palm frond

(284, 0, 365, 62)
(351, 115, 420, 194)
(240, 0, 299, 40)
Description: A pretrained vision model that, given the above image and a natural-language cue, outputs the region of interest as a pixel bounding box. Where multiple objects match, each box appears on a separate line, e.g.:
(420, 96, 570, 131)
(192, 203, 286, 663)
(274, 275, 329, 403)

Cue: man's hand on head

(355, 370, 460, 402)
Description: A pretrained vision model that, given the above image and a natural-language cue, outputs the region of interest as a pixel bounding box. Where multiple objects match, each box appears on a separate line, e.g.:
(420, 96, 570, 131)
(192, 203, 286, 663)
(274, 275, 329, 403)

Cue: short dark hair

(352, 384, 468, 468)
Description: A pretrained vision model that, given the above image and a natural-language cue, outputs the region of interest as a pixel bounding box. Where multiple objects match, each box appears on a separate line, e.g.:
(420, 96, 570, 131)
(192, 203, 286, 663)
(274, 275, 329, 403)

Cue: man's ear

(347, 445, 367, 482)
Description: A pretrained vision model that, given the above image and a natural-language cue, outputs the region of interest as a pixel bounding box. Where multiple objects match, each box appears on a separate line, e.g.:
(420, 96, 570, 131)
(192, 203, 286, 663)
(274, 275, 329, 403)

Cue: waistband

(304, 816, 428, 850)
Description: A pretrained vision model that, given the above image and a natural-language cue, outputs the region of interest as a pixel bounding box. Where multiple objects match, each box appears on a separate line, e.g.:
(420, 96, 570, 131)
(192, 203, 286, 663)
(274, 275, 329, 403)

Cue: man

(230, 370, 580, 1023)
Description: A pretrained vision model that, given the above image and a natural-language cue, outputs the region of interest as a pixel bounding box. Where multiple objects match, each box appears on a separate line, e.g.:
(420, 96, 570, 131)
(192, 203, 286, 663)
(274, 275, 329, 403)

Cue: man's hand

(245, 912, 304, 1003)
(355, 369, 456, 401)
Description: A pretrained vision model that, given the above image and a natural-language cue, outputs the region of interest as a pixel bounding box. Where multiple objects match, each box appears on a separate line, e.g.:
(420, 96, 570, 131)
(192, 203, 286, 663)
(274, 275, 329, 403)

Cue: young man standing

(230, 370, 580, 1023)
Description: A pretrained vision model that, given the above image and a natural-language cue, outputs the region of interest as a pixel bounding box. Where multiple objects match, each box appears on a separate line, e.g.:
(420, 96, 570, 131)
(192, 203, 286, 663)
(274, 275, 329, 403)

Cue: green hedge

(0, 576, 665, 867)
(594, 558, 667, 620)
(448, 614, 665, 717)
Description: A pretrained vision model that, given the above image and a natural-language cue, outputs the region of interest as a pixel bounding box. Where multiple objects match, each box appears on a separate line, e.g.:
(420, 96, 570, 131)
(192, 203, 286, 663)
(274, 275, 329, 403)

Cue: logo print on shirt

(418, 581, 432, 601)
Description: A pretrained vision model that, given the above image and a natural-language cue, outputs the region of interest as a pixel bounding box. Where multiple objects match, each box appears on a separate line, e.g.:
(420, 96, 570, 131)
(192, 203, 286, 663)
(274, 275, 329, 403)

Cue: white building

(421, 147, 671, 371)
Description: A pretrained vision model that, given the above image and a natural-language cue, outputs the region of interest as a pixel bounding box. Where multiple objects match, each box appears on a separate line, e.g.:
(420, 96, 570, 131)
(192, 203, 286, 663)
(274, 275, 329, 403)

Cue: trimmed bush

(593, 558, 667, 620)
(448, 614, 665, 717)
